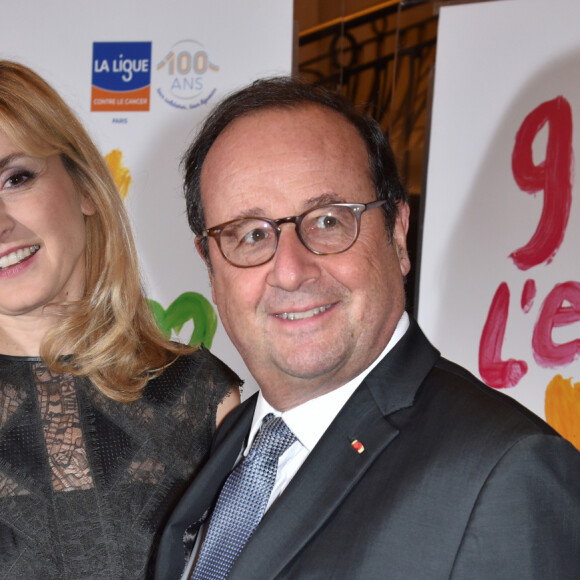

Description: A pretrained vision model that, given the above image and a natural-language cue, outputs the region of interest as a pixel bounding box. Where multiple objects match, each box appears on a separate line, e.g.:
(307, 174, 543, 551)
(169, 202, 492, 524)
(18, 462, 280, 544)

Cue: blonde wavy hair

(0, 60, 192, 402)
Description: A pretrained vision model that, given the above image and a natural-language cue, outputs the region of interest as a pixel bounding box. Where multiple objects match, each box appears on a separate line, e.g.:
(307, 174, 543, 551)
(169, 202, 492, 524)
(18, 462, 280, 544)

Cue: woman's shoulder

(168, 346, 241, 386)
(142, 346, 241, 406)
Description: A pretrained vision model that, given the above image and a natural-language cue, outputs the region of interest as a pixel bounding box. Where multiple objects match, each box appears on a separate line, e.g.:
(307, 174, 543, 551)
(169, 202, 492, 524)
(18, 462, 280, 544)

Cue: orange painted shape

(545, 374, 580, 451)
(104, 149, 132, 200)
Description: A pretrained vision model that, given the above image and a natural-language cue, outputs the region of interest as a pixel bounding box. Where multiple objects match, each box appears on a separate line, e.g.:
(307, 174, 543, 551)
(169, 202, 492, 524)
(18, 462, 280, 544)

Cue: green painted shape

(148, 291, 218, 349)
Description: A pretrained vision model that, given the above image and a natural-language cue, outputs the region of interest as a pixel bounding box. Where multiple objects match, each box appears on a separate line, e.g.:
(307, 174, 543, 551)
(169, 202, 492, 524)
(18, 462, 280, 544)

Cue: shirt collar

(246, 312, 410, 455)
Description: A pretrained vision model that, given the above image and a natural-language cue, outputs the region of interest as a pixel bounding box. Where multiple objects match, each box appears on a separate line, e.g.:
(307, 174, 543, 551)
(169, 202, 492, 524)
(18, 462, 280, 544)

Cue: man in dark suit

(155, 78, 580, 579)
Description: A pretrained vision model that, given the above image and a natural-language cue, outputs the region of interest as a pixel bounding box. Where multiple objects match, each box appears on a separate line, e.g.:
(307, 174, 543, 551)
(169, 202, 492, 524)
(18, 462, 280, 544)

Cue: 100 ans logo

(156, 40, 219, 108)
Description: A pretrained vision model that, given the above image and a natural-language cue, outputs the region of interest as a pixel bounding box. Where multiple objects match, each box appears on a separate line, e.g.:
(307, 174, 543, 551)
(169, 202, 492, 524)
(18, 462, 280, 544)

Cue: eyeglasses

(201, 200, 387, 268)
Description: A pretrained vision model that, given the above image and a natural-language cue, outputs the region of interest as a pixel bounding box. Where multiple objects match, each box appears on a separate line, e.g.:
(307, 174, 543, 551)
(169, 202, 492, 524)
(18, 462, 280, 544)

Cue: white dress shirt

(247, 311, 410, 510)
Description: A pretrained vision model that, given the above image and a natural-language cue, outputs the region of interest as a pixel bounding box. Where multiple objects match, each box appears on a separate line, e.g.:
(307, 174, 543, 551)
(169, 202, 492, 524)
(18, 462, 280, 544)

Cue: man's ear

(195, 236, 217, 304)
(195, 236, 210, 267)
(393, 201, 411, 276)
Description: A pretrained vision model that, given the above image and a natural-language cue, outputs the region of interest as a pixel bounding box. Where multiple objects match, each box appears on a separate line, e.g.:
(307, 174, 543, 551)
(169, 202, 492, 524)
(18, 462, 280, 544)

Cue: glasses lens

(300, 205, 357, 254)
(220, 219, 277, 266)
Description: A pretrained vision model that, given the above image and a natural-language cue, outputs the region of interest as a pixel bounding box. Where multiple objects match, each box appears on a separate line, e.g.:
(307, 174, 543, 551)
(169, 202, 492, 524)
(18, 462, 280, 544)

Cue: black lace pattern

(0, 348, 239, 579)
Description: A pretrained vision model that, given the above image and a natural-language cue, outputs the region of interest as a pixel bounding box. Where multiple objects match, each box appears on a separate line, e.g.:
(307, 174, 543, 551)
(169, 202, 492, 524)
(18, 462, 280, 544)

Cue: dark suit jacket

(155, 319, 580, 579)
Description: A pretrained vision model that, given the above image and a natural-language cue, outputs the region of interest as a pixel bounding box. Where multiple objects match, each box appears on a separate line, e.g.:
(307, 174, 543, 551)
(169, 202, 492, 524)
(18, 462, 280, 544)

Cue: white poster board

(1, 0, 294, 397)
(419, 0, 580, 448)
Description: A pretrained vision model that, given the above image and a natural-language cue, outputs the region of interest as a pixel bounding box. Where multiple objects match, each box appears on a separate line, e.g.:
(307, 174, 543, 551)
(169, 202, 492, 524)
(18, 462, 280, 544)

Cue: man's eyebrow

(303, 193, 346, 208)
(230, 193, 347, 220)
(234, 207, 267, 219)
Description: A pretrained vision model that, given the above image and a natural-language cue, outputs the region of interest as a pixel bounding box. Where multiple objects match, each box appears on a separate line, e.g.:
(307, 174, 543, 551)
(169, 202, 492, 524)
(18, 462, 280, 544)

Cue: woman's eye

(4, 170, 34, 189)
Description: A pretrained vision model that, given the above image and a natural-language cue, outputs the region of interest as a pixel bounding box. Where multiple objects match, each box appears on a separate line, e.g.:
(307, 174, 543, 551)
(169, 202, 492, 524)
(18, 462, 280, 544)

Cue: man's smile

(274, 302, 335, 321)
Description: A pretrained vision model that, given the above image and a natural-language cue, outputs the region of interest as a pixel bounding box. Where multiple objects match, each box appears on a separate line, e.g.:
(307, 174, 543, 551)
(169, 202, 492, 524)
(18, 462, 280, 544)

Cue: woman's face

(0, 129, 95, 319)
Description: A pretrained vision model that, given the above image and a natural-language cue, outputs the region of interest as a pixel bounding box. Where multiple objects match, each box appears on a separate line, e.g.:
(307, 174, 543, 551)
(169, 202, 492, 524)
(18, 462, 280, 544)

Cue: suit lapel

(230, 384, 397, 579)
(229, 318, 439, 579)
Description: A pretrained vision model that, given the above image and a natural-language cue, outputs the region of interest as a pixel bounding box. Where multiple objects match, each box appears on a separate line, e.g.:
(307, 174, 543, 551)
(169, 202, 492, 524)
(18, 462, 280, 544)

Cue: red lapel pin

(351, 439, 365, 454)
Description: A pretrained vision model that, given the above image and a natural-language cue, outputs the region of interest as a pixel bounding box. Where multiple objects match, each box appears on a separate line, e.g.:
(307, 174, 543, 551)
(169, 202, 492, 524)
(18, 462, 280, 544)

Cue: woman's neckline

(0, 352, 42, 362)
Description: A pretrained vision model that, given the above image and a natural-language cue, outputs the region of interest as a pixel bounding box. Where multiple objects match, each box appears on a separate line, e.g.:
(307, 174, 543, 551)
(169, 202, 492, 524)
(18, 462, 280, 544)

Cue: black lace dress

(0, 348, 240, 579)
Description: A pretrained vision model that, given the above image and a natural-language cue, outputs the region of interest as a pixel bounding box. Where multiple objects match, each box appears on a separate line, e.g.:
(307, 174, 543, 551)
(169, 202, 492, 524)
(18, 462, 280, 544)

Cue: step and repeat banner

(1, 0, 293, 396)
(419, 0, 579, 448)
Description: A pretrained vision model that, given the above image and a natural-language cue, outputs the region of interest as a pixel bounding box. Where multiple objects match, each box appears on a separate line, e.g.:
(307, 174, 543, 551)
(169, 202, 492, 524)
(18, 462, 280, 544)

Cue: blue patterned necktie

(191, 414, 296, 580)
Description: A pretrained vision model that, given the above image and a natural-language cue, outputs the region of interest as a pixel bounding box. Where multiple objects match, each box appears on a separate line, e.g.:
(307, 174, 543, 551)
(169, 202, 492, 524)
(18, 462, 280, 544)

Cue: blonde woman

(0, 61, 240, 579)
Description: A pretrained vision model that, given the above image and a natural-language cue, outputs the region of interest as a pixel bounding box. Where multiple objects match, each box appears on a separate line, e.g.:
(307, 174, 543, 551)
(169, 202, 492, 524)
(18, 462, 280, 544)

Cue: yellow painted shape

(545, 374, 580, 451)
(104, 149, 132, 200)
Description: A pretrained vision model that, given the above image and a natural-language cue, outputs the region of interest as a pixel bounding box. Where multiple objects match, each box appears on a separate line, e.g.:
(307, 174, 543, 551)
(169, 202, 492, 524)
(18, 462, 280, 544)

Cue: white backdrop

(1, 0, 294, 397)
(419, 0, 580, 448)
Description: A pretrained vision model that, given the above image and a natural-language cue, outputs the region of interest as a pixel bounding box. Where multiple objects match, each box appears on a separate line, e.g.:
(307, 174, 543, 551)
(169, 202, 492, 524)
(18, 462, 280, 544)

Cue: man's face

(199, 105, 410, 410)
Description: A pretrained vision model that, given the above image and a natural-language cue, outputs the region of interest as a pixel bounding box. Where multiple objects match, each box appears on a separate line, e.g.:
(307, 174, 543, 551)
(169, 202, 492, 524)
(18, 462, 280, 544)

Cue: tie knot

(248, 414, 296, 462)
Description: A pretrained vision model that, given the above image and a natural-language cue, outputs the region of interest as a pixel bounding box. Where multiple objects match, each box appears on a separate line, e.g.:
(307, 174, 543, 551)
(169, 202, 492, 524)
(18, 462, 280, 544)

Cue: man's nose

(265, 224, 321, 291)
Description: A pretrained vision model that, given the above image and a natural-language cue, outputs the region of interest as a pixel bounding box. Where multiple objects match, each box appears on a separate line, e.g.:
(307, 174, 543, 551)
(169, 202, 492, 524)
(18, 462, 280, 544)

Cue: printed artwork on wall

(419, 0, 580, 450)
